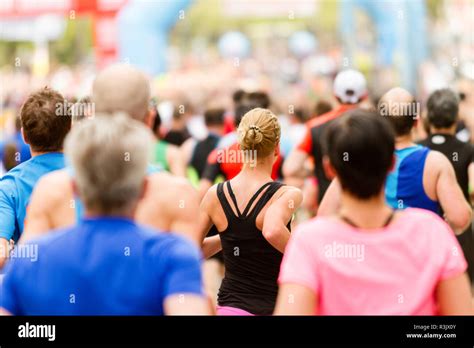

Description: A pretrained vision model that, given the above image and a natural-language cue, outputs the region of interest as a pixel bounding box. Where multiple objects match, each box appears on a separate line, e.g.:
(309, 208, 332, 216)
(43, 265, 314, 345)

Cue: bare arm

(262, 187, 302, 253)
(164, 294, 212, 315)
(436, 273, 473, 315)
(317, 178, 341, 216)
(202, 235, 222, 259)
(0, 238, 11, 269)
(433, 153, 472, 233)
(274, 283, 317, 315)
(0, 308, 12, 316)
(283, 149, 309, 179)
(196, 185, 222, 257)
(196, 185, 215, 243)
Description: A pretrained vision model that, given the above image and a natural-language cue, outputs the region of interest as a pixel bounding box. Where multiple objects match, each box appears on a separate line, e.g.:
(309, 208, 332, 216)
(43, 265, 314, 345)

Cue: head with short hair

(65, 113, 153, 216)
(234, 102, 254, 128)
(426, 88, 459, 129)
(232, 89, 246, 106)
(20, 87, 71, 152)
(378, 87, 418, 136)
(291, 107, 308, 123)
(172, 104, 186, 121)
(92, 64, 150, 122)
(204, 108, 225, 127)
(323, 109, 395, 199)
(233, 92, 268, 128)
(238, 108, 281, 159)
(71, 96, 92, 125)
(247, 92, 271, 109)
(314, 100, 333, 116)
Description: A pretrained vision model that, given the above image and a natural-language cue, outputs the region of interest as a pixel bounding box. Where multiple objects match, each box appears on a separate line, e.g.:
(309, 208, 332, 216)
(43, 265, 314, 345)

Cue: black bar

(0, 316, 472, 346)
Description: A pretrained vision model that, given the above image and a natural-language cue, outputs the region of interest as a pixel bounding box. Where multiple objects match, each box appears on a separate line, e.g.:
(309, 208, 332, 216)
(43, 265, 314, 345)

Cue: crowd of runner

(0, 63, 472, 315)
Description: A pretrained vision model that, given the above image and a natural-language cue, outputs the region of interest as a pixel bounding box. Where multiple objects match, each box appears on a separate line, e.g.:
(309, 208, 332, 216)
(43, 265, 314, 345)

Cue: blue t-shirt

(0, 217, 204, 315)
(385, 145, 439, 214)
(0, 152, 65, 242)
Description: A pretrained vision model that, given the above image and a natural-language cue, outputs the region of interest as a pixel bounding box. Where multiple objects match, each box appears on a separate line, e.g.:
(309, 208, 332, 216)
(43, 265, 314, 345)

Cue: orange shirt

(297, 104, 357, 154)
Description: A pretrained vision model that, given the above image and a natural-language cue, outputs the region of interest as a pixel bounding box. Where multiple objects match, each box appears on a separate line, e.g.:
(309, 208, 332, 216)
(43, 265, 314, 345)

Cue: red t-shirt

(203, 142, 283, 181)
(298, 104, 357, 154)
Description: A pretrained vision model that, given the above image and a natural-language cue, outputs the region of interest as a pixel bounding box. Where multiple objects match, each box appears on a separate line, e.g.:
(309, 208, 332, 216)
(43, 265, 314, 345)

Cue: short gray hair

(65, 112, 153, 215)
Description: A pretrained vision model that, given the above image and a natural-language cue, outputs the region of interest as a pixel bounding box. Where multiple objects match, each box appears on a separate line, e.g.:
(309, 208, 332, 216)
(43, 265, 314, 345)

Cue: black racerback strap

(216, 182, 237, 221)
(248, 181, 285, 220)
(226, 181, 273, 218)
(216, 181, 283, 221)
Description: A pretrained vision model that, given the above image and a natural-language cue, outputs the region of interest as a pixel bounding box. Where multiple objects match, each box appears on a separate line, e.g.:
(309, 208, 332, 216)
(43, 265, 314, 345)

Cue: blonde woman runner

(197, 108, 302, 316)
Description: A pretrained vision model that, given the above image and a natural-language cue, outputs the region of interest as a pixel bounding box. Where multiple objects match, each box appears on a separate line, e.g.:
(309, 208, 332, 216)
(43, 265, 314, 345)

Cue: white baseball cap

(333, 69, 367, 104)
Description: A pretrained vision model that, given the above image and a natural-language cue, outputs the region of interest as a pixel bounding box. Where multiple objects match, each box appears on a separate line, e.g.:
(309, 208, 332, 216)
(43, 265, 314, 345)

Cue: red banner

(0, 0, 128, 68)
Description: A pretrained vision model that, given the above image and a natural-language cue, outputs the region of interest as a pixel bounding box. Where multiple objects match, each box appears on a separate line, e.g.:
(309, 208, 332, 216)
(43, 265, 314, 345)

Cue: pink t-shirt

(278, 208, 467, 315)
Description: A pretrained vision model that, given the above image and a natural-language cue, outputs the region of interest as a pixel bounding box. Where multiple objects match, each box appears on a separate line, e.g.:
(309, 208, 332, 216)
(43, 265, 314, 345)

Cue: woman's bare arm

(436, 273, 473, 315)
(274, 283, 317, 315)
(262, 187, 302, 253)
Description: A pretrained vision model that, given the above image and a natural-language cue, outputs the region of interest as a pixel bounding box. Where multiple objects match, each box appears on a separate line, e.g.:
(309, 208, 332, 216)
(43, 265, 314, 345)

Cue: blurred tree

(49, 17, 93, 66)
(426, 0, 444, 19)
(0, 16, 92, 68)
(0, 41, 33, 68)
(170, 0, 333, 50)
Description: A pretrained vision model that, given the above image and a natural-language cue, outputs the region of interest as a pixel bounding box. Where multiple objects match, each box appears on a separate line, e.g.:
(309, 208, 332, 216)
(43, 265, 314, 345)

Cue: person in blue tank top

(0, 88, 71, 268)
(318, 88, 471, 234)
(0, 114, 209, 315)
(378, 91, 440, 213)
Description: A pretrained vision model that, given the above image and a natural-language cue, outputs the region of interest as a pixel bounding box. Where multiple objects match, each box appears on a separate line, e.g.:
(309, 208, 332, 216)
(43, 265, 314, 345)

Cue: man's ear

(322, 156, 337, 179)
(145, 110, 155, 129)
(71, 179, 78, 197)
(272, 143, 280, 164)
(388, 154, 396, 172)
(21, 128, 29, 145)
(139, 177, 149, 201)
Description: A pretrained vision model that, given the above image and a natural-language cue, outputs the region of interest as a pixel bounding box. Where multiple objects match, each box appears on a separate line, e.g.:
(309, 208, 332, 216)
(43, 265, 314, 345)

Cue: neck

(84, 210, 134, 220)
(430, 126, 456, 135)
(239, 157, 273, 181)
(30, 150, 60, 157)
(339, 190, 393, 229)
(171, 121, 185, 130)
(395, 135, 415, 149)
(207, 126, 223, 136)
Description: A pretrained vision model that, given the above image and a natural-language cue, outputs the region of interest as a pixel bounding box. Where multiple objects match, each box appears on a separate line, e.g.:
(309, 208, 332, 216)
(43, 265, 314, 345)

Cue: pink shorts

(216, 306, 255, 316)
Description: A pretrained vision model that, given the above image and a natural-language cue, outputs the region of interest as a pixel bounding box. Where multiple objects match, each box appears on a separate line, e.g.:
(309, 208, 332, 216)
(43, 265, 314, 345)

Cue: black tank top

(216, 180, 289, 315)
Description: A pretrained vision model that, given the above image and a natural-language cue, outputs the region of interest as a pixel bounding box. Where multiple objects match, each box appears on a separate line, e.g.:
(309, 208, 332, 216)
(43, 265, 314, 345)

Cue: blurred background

(0, 0, 473, 137)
